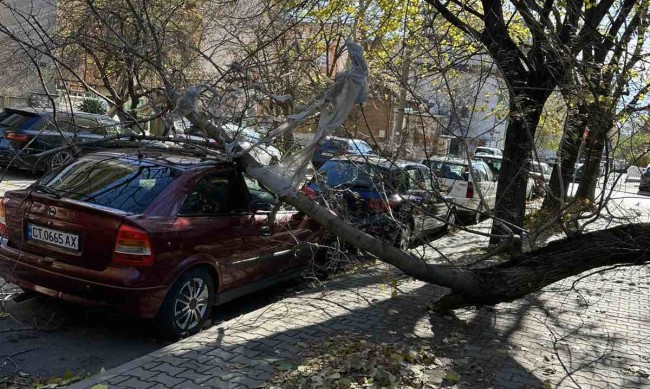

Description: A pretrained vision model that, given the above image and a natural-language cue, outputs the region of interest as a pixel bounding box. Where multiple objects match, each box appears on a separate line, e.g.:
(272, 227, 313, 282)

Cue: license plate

(321, 152, 333, 157)
(28, 224, 79, 251)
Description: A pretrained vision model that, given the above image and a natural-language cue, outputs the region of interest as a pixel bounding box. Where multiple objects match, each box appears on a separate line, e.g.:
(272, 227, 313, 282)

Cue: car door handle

(260, 226, 271, 237)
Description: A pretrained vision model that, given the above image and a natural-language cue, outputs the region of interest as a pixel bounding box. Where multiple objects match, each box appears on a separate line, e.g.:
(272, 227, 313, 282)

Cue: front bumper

(0, 149, 47, 171)
(0, 238, 168, 318)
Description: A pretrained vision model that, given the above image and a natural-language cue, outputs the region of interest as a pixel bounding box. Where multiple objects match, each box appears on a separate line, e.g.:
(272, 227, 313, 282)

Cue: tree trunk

(490, 95, 543, 244)
(435, 223, 650, 311)
(576, 109, 613, 201)
(542, 105, 587, 211)
(389, 52, 411, 146)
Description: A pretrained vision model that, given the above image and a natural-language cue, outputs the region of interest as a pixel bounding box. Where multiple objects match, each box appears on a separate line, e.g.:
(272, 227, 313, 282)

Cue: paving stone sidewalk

(68, 256, 650, 389)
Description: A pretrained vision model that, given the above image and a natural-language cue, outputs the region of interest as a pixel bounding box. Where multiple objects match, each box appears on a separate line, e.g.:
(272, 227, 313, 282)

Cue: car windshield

(39, 157, 179, 213)
(318, 160, 386, 188)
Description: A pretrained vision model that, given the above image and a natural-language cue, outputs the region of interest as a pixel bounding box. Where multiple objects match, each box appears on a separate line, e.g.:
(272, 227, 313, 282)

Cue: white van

(422, 156, 497, 224)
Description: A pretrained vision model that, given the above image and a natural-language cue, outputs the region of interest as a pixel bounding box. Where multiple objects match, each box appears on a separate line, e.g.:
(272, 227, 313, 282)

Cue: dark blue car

(312, 136, 374, 168)
(304, 155, 454, 249)
(0, 107, 132, 172)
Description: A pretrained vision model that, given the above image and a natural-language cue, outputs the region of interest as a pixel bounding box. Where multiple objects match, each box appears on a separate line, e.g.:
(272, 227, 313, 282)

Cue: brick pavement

(68, 259, 650, 389)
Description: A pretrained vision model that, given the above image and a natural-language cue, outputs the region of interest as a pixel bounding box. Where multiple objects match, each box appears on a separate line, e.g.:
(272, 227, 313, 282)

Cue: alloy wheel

(173, 277, 210, 331)
(50, 151, 74, 170)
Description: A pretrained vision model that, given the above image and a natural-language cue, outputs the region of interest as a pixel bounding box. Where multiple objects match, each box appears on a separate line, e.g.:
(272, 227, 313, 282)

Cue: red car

(0, 150, 321, 338)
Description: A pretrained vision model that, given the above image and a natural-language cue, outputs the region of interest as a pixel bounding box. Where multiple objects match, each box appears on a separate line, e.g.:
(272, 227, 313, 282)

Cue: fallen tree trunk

(433, 223, 650, 311)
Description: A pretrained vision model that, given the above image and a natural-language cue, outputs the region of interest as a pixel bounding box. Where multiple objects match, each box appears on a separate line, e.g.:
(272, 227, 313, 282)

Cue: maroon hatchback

(0, 150, 322, 338)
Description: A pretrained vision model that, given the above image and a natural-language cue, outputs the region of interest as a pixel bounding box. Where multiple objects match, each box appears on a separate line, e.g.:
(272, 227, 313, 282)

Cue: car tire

(443, 207, 457, 232)
(472, 205, 483, 225)
(48, 150, 75, 171)
(156, 268, 215, 340)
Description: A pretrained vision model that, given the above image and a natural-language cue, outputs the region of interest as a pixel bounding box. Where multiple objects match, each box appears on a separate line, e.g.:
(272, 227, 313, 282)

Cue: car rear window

(425, 161, 466, 180)
(318, 160, 387, 188)
(320, 139, 348, 150)
(39, 157, 179, 213)
(350, 140, 372, 154)
(0, 112, 42, 131)
(475, 157, 502, 175)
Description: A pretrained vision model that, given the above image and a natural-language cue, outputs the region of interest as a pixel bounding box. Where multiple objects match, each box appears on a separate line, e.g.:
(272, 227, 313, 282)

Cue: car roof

(423, 155, 468, 165)
(4, 107, 116, 122)
(86, 149, 226, 171)
(473, 154, 502, 161)
(325, 136, 369, 144)
(327, 155, 427, 170)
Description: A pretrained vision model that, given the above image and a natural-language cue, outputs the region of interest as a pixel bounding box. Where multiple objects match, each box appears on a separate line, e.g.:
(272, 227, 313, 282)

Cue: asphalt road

(0, 168, 648, 381)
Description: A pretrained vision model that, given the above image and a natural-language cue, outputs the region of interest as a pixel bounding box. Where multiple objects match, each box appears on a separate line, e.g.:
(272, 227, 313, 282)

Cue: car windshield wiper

(32, 184, 62, 198)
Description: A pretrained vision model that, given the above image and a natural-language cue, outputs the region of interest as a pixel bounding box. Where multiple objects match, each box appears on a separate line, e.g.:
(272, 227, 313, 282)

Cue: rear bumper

(0, 238, 168, 318)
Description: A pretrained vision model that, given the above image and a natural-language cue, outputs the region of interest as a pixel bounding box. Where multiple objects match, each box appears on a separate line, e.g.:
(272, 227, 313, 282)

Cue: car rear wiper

(32, 184, 62, 198)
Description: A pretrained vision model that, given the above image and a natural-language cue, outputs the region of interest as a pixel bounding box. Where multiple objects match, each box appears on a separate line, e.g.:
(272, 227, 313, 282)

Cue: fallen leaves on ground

(0, 370, 85, 389)
(265, 334, 461, 388)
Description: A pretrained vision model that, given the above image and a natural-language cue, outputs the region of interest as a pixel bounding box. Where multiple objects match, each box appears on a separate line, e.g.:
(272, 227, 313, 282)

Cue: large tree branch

(434, 223, 650, 311)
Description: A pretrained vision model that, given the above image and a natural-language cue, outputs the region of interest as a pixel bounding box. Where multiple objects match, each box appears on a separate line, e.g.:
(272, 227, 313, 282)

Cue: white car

(422, 156, 497, 224)
(474, 147, 503, 156)
(473, 154, 535, 199)
(223, 123, 282, 163)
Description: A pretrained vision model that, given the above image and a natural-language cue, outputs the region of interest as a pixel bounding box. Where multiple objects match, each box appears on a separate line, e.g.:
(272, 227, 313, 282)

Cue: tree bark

(542, 105, 587, 211)
(389, 52, 412, 146)
(490, 95, 544, 244)
(575, 132, 605, 201)
(435, 223, 650, 311)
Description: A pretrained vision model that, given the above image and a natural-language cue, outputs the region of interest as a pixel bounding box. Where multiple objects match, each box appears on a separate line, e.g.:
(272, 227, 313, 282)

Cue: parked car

(526, 160, 552, 182)
(525, 160, 552, 197)
(573, 162, 605, 183)
(639, 165, 650, 192)
(303, 156, 454, 249)
(312, 136, 373, 168)
(473, 147, 503, 156)
(222, 123, 282, 163)
(422, 156, 497, 224)
(0, 150, 322, 338)
(472, 154, 535, 199)
(0, 107, 133, 172)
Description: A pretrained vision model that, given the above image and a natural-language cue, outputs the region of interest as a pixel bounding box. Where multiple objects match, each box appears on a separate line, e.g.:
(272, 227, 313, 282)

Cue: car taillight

(112, 224, 154, 267)
(366, 198, 396, 212)
(0, 197, 7, 235)
(5, 132, 30, 142)
(466, 182, 474, 198)
(300, 185, 318, 200)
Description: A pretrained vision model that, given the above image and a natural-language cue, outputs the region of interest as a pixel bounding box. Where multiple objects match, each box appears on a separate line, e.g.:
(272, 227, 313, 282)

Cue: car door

(474, 163, 496, 210)
(176, 169, 263, 291)
(245, 176, 315, 277)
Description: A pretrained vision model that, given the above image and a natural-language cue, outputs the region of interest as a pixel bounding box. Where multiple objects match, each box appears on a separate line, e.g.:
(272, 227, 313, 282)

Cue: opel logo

(48, 207, 57, 217)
